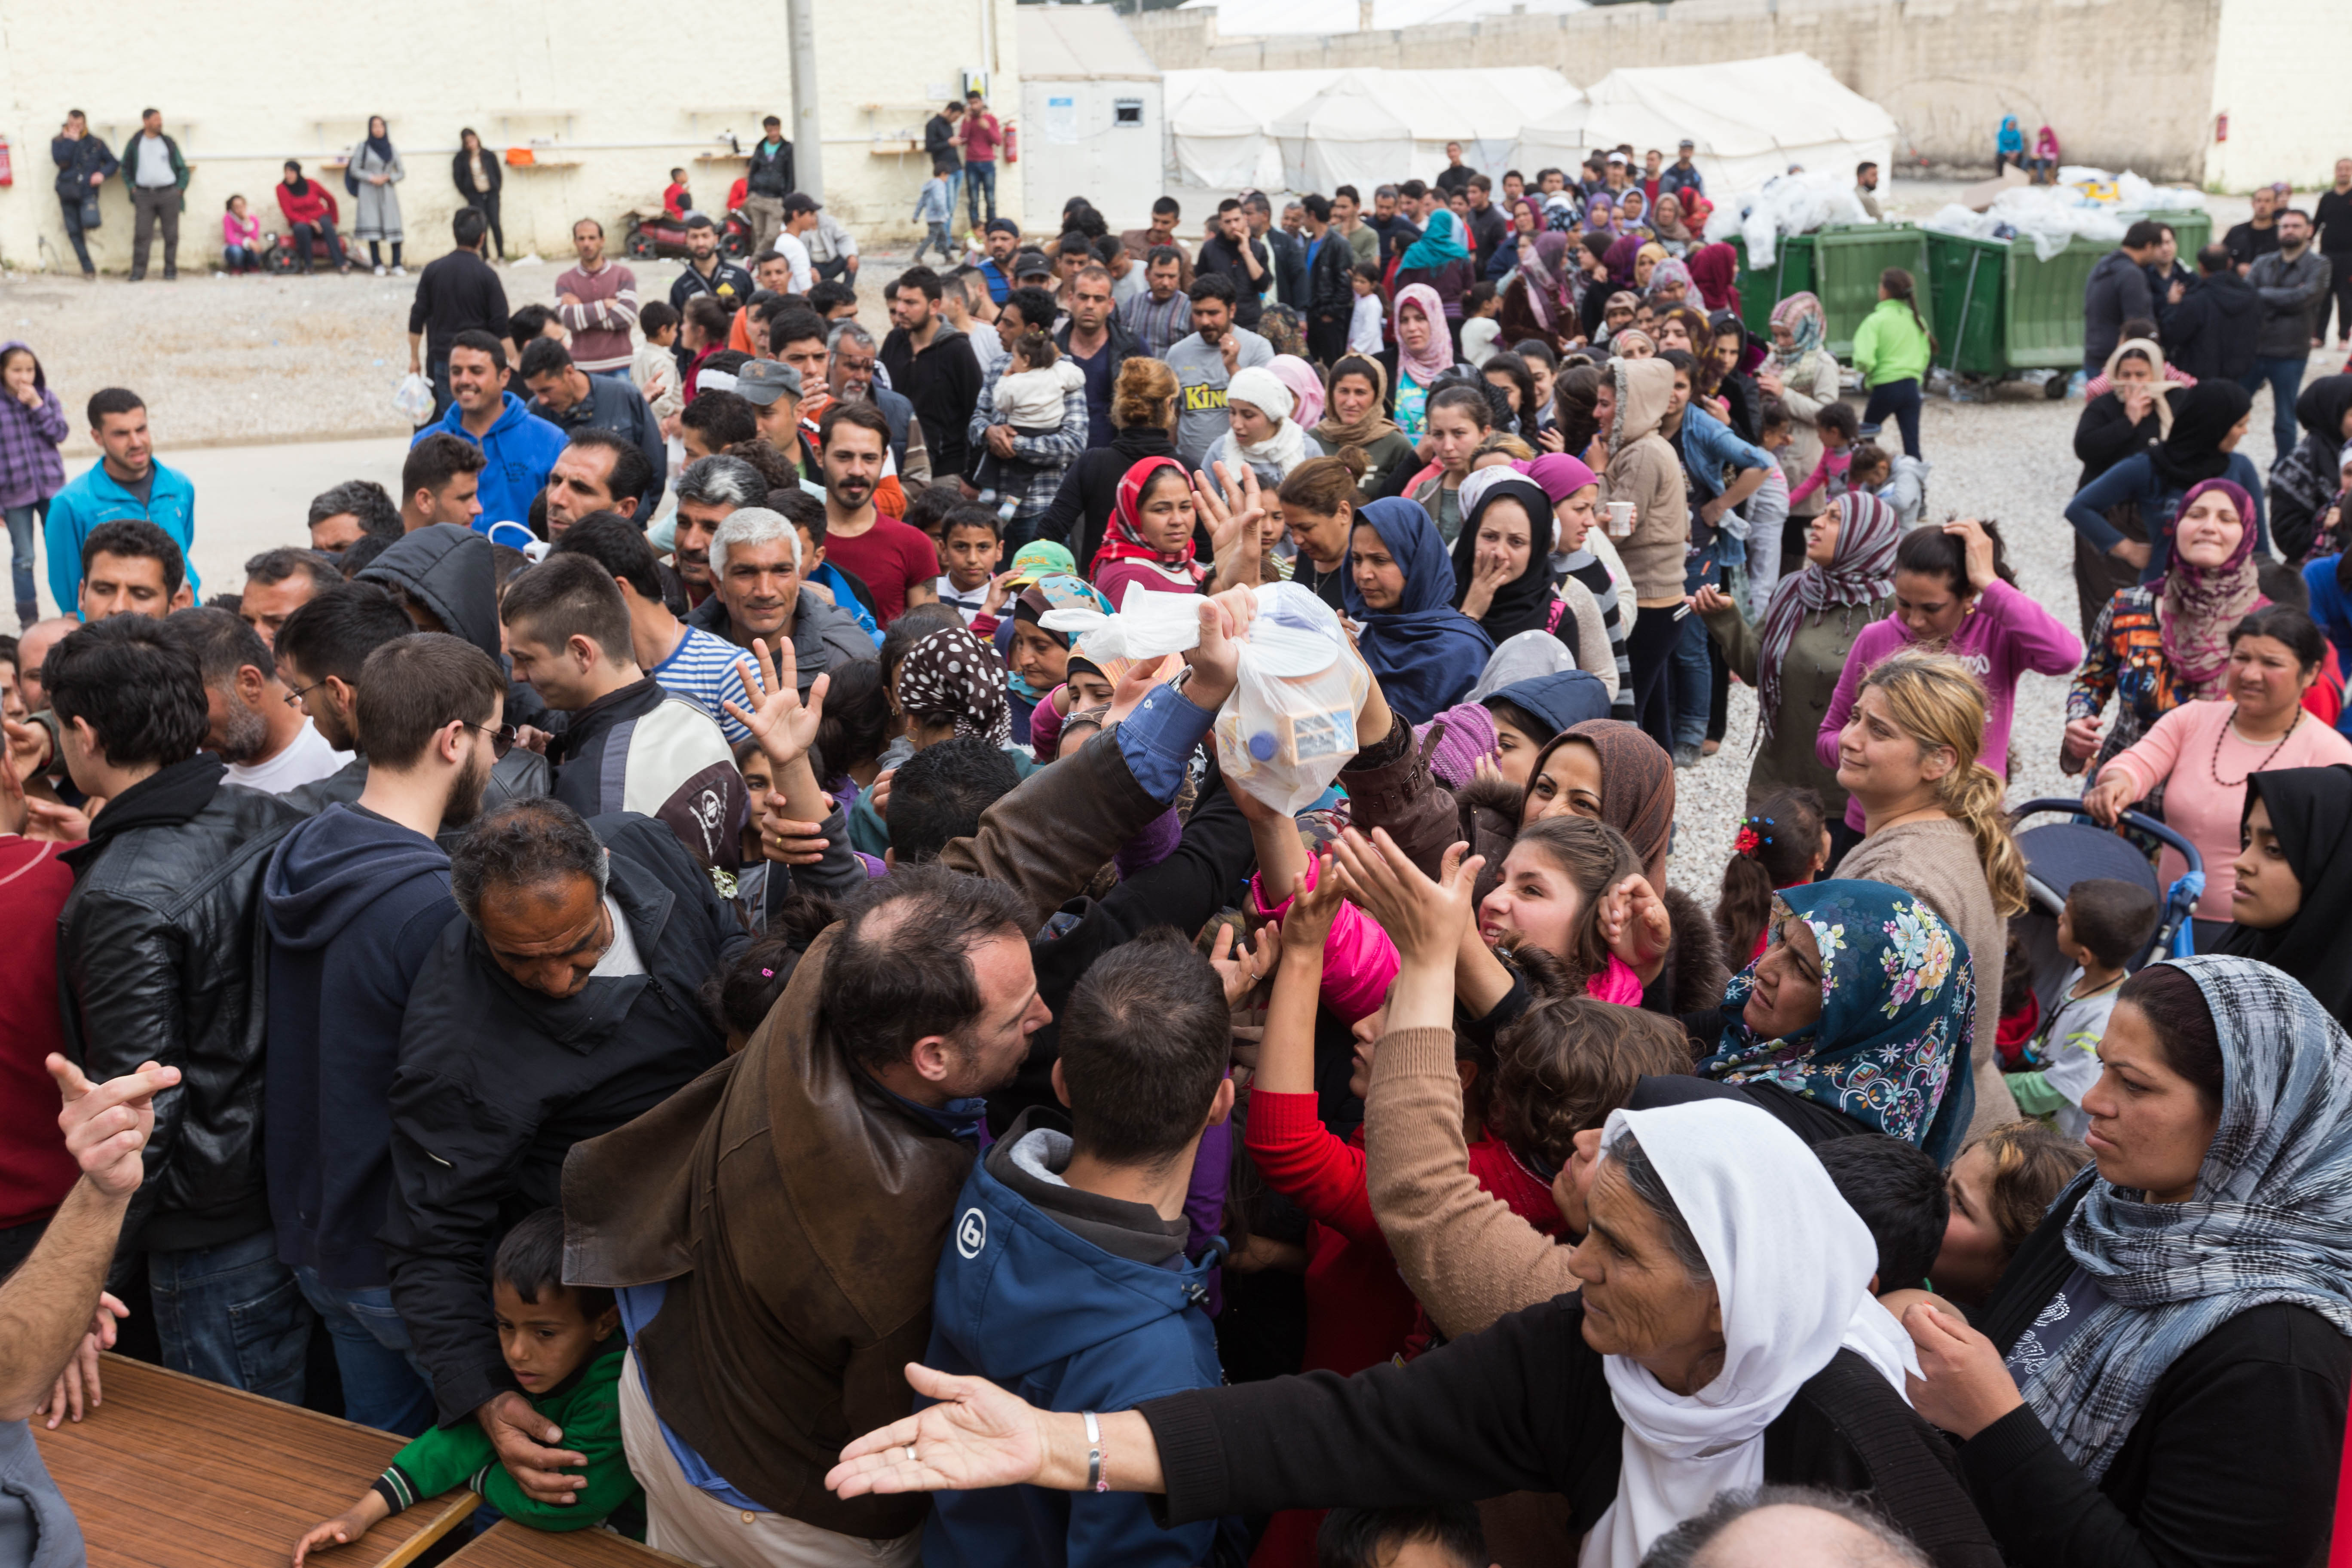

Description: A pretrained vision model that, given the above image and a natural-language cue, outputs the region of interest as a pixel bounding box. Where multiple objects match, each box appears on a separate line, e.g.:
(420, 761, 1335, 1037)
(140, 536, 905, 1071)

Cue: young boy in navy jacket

(921, 930, 1245, 1568)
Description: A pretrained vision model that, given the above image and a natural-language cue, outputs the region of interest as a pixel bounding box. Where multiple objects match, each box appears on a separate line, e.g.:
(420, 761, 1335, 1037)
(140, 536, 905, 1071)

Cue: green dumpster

(1813, 224, 1932, 360)
(1726, 234, 1815, 341)
(1925, 208, 2217, 383)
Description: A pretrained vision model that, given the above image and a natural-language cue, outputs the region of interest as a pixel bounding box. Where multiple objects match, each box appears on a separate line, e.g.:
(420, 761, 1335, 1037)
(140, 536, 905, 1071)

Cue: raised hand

(49, 1055, 178, 1201)
(1278, 854, 1346, 958)
(1107, 654, 1179, 727)
(1942, 518, 1998, 592)
(1184, 590, 1257, 710)
(1597, 873, 1672, 983)
(1207, 921, 1280, 1008)
(724, 637, 827, 769)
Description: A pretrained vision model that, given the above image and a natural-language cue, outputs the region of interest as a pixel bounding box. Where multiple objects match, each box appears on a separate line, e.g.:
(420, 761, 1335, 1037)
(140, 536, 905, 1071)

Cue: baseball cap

(1013, 250, 1055, 279)
(1606, 151, 1627, 165)
(986, 217, 1022, 238)
(785, 193, 821, 217)
(1678, 138, 1696, 149)
(736, 359, 804, 406)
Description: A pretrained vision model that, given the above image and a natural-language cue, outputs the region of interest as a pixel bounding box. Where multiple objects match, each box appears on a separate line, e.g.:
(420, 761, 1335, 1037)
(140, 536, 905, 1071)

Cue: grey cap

(736, 358, 803, 406)
(1013, 249, 1056, 279)
(1678, 138, 1696, 149)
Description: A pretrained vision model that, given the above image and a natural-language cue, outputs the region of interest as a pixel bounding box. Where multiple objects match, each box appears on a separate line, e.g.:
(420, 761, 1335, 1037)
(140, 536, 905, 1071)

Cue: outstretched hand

(1207, 921, 1280, 1009)
(1596, 873, 1672, 983)
(1328, 831, 1483, 969)
(828, 1364, 1052, 1500)
(1185, 588, 1257, 710)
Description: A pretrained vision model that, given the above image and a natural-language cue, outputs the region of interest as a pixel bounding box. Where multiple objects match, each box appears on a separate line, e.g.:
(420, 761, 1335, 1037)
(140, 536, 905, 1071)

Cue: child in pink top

(221, 195, 262, 274)
(1788, 398, 1859, 508)
(1817, 518, 2082, 831)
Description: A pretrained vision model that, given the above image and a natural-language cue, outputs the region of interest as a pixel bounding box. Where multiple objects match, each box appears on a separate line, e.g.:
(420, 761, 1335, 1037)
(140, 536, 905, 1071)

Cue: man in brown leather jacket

(557, 594, 1254, 1565)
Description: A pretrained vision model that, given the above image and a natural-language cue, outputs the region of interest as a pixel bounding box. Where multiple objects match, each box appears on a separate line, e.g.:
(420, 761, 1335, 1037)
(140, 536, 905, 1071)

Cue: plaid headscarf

(1752, 492, 1900, 747)
(2026, 956, 2352, 1480)
(896, 626, 1013, 747)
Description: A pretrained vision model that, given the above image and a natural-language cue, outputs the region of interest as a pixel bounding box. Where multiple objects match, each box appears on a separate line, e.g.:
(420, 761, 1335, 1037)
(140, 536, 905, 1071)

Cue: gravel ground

(0, 246, 921, 458)
(1660, 367, 2304, 902)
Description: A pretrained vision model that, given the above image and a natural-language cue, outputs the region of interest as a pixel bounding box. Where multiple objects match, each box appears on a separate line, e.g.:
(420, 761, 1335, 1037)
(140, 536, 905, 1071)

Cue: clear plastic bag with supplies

(1213, 581, 1368, 816)
(392, 372, 436, 426)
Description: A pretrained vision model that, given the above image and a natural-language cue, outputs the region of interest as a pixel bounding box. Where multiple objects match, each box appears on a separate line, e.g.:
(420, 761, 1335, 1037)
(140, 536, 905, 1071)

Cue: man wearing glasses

(158, 606, 353, 796)
(260, 631, 514, 1435)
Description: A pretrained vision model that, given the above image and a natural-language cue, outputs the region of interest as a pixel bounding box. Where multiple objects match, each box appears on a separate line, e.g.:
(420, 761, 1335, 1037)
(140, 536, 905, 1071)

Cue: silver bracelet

(1083, 1409, 1106, 1493)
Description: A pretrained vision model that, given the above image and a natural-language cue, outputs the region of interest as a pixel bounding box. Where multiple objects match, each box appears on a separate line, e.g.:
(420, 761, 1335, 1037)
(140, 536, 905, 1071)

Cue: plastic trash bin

(1727, 234, 1815, 340)
(1813, 224, 1932, 360)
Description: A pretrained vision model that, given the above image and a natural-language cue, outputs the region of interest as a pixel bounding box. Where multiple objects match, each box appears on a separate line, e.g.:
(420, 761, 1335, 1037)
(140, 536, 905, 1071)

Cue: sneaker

(374, 263, 388, 277)
(1672, 743, 1703, 769)
(392, 265, 408, 277)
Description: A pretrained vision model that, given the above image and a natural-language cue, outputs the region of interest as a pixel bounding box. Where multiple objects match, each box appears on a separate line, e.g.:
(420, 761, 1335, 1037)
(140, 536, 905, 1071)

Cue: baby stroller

(2007, 797, 2203, 1020)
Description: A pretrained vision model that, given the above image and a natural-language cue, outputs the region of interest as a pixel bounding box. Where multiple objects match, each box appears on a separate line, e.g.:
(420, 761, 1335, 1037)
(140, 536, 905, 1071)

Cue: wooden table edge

(375, 1493, 480, 1568)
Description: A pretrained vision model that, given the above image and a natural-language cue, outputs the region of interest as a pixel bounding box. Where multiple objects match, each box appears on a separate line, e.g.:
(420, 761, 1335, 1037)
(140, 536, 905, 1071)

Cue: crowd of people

(6, 124, 2352, 1568)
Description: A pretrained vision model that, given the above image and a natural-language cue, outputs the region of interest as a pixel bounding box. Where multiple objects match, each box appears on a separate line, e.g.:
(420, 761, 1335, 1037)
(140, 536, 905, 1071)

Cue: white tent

(1271, 68, 1581, 195)
(1018, 7, 1165, 227)
(1174, 0, 1587, 32)
(1515, 55, 1896, 195)
(1163, 68, 1341, 192)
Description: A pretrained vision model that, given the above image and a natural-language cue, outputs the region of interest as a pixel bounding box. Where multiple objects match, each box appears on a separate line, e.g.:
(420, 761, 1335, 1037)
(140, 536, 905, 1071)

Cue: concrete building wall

(0, 0, 1022, 274)
(1132, 0, 2242, 186)
(2206, 0, 2346, 191)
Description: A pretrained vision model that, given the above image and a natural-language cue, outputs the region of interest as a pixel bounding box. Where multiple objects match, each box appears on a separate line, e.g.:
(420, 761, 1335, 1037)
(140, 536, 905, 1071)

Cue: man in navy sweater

(261, 632, 509, 1435)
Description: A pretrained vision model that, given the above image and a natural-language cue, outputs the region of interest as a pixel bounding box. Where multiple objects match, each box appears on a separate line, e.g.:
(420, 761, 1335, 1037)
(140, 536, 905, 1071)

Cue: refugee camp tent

(1515, 55, 1897, 195)
(1019, 6, 1165, 227)
(1174, 0, 1587, 31)
(1164, 68, 1341, 192)
(1272, 68, 1582, 195)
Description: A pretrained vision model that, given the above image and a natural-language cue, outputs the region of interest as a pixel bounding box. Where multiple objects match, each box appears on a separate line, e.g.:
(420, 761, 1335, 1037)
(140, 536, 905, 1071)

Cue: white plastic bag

(1212, 582, 1368, 816)
(393, 372, 435, 425)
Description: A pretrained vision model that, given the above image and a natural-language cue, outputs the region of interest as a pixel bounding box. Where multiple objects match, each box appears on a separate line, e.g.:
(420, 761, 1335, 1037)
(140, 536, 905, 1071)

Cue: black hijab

(2295, 374, 2352, 470)
(2149, 380, 2252, 491)
(2215, 764, 2352, 1021)
(1449, 475, 1558, 643)
(281, 164, 310, 197)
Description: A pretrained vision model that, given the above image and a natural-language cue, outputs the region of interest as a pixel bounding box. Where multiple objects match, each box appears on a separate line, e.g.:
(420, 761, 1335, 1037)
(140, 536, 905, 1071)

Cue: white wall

(0, 0, 1024, 273)
(1020, 80, 1165, 231)
(2206, 0, 2351, 191)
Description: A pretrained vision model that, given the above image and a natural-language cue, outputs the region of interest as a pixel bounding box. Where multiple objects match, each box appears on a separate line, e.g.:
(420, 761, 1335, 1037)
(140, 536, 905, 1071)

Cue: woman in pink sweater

(2085, 604, 2352, 942)
(1817, 518, 2082, 833)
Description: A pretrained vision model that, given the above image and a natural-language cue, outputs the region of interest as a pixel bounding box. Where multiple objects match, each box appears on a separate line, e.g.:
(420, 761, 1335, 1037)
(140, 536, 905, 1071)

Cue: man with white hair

(684, 503, 875, 694)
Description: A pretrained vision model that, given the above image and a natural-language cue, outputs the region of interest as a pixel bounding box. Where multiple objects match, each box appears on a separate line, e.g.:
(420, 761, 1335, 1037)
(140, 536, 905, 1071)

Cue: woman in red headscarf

(1687, 241, 1742, 318)
(1089, 455, 1208, 602)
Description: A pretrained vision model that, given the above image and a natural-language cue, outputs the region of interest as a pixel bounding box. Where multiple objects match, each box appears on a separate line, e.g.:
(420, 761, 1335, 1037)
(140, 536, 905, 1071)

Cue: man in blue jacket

(410, 331, 566, 531)
(46, 387, 198, 614)
(262, 632, 507, 1436)
(921, 930, 1245, 1568)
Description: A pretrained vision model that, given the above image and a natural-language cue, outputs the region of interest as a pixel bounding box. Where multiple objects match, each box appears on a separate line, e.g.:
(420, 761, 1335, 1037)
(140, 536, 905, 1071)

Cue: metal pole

(788, 0, 824, 200)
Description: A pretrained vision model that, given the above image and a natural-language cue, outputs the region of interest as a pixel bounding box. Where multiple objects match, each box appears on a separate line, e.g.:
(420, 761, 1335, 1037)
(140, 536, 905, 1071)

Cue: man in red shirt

(814, 403, 938, 627)
(0, 769, 80, 1277)
(960, 89, 1003, 230)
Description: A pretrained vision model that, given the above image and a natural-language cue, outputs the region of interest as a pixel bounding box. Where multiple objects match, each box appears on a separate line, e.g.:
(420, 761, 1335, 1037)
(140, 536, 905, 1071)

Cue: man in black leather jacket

(47, 615, 309, 1398)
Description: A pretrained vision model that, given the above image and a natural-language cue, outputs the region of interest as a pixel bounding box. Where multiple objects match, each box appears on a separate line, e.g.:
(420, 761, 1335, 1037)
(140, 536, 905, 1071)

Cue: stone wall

(1133, 0, 2237, 185)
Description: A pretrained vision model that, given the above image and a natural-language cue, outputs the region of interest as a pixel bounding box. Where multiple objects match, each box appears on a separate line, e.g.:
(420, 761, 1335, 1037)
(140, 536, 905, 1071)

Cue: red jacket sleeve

(1243, 1091, 1381, 1242)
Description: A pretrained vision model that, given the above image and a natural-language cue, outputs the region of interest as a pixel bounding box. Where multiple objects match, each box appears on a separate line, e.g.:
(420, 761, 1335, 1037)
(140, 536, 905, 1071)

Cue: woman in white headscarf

(1210, 363, 1323, 499)
(823, 1082, 2002, 1567)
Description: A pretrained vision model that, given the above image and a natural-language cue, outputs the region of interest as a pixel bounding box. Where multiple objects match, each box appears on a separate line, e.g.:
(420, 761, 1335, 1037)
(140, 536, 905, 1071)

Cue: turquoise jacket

(46, 457, 198, 612)
(1851, 297, 1932, 387)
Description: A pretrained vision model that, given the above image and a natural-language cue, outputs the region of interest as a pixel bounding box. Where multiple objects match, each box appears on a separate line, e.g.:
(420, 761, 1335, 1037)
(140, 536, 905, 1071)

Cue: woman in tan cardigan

(1828, 650, 2025, 1141)
(1559, 358, 1687, 749)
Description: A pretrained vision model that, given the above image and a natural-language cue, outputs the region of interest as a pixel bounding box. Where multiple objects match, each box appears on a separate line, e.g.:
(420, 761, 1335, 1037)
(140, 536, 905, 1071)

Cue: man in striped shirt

(1120, 247, 1191, 359)
(553, 218, 640, 377)
(551, 513, 752, 745)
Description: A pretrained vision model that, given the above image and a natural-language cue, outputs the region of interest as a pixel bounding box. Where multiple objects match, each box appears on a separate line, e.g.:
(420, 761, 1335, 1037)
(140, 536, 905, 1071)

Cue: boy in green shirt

(291, 1211, 641, 1562)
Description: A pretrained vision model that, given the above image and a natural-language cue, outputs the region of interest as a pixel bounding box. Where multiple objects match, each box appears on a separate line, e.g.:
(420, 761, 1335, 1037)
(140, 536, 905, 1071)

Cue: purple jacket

(0, 343, 68, 511)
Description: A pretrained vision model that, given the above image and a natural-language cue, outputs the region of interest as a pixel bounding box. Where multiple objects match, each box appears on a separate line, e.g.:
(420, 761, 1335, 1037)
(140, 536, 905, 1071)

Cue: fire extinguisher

(2214, 111, 2229, 144)
(1004, 123, 1019, 165)
(0, 138, 14, 187)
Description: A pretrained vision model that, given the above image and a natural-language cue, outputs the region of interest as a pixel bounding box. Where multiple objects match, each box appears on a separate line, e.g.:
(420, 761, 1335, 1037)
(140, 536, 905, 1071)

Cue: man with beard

(260, 632, 507, 1435)
(160, 608, 352, 795)
(811, 403, 938, 626)
(668, 454, 766, 610)
(1165, 274, 1271, 467)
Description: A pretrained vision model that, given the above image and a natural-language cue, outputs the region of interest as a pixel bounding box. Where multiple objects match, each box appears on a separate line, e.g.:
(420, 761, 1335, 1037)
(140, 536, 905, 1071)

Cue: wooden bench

(444, 1521, 692, 1568)
(34, 1354, 474, 1568)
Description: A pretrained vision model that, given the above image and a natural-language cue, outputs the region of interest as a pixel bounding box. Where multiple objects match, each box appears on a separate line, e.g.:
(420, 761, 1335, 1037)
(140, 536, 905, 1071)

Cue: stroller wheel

(625, 228, 656, 260)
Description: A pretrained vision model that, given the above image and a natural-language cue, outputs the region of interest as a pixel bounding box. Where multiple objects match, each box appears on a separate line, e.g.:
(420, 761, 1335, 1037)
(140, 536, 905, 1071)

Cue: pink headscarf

(1267, 355, 1326, 431)
(1392, 283, 1454, 387)
(1514, 453, 1599, 503)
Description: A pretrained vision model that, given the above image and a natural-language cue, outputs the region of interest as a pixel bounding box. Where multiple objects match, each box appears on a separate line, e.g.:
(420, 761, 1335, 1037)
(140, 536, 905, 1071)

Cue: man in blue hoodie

(410, 331, 566, 532)
(262, 631, 508, 1435)
(922, 929, 1245, 1568)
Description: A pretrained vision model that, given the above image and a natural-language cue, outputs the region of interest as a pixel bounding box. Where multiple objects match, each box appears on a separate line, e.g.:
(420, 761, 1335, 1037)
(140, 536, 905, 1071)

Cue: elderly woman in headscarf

(1615, 187, 1655, 240)
(1694, 490, 1899, 817)
(1210, 364, 1322, 499)
(1342, 496, 1494, 724)
(1754, 291, 1844, 542)
(1646, 255, 1695, 311)
(1311, 356, 1418, 501)
(1904, 955, 2352, 1568)
(1649, 191, 1695, 255)
(1697, 879, 1979, 1158)
(1394, 208, 1477, 344)
(1498, 230, 1582, 357)
(824, 1094, 1999, 1568)
(2064, 477, 2267, 778)
(2066, 380, 2266, 607)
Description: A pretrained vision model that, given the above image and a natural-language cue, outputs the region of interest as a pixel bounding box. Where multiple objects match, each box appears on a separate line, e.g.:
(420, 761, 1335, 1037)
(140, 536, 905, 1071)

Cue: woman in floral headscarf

(1754, 291, 1845, 536)
(1697, 878, 1978, 1160)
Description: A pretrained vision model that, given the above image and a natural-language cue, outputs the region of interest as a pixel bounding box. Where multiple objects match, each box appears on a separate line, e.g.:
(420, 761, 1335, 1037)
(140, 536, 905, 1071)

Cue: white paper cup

(1606, 500, 1635, 538)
